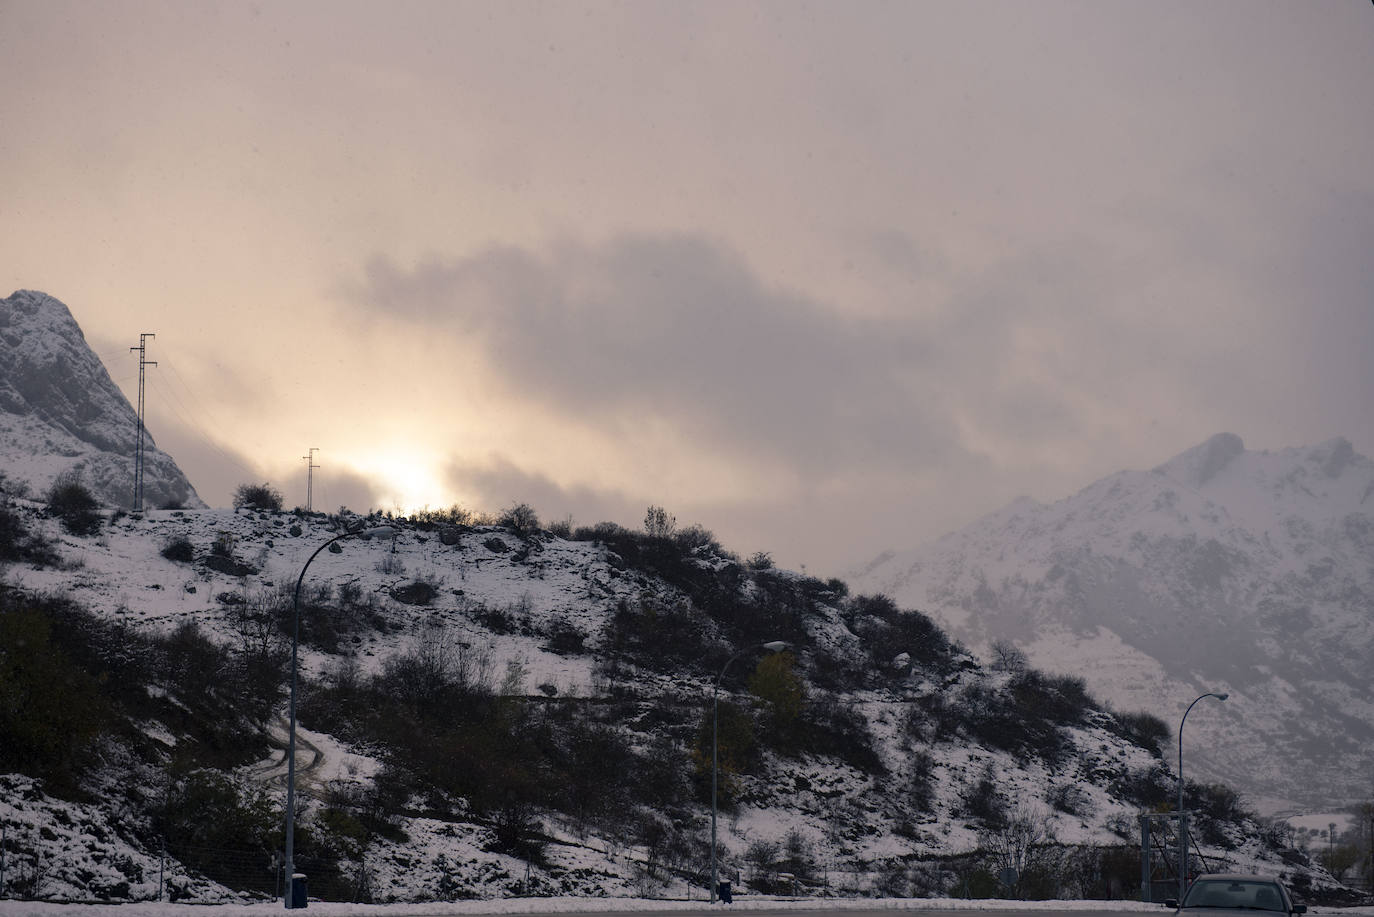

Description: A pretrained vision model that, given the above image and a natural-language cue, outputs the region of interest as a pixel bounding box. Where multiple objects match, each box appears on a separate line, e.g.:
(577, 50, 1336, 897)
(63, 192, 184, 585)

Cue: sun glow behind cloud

(349, 449, 454, 515)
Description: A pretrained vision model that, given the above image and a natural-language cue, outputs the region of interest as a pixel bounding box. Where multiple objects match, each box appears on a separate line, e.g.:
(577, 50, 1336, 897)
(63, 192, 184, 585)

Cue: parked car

(1166, 874, 1307, 916)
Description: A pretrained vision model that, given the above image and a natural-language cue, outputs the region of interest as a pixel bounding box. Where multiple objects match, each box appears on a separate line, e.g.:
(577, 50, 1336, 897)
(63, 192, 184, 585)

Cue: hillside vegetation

(0, 494, 1326, 903)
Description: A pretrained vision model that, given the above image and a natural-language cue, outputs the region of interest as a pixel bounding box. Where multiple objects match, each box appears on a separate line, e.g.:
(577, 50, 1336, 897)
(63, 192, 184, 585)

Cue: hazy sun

(351, 450, 452, 514)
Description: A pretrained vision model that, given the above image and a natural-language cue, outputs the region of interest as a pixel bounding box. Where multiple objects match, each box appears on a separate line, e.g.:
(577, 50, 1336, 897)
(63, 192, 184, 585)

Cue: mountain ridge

(853, 434, 1374, 813)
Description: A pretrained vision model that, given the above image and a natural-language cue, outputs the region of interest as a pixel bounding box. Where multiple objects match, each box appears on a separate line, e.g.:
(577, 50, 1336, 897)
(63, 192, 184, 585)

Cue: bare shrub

(375, 554, 406, 576)
(232, 482, 283, 512)
(1048, 782, 1094, 818)
(643, 505, 676, 539)
(991, 638, 1028, 673)
(499, 502, 540, 536)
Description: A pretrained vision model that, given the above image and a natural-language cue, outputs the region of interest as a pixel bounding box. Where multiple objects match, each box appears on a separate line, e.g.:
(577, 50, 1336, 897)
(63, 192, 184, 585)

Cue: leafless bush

(499, 502, 541, 536)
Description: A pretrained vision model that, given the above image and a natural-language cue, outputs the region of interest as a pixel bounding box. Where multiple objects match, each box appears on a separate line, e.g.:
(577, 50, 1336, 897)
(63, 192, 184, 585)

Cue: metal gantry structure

(130, 333, 157, 511)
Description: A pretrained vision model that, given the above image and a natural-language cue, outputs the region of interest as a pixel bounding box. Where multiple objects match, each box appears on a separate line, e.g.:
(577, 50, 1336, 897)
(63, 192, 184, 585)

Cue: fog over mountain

(853, 433, 1374, 814)
(0, 290, 203, 510)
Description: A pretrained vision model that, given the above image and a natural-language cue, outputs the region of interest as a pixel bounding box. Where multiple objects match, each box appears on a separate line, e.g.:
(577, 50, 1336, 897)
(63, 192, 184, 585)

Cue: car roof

(1194, 874, 1287, 884)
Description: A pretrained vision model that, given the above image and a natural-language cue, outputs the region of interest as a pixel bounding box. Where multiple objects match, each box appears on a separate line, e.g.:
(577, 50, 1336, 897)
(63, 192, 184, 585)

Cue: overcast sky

(3, 1, 1371, 575)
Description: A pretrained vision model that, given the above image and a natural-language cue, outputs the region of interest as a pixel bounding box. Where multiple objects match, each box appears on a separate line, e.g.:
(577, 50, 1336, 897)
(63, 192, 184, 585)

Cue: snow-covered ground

(0, 897, 1370, 917)
(0, 503, 1351, 905)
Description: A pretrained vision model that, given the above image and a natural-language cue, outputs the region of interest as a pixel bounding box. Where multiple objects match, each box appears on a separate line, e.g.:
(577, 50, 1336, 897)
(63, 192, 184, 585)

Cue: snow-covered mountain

(852, 433, 1374, 815)
(0, 289, 203, 510)
(0, 297, 1343, 904)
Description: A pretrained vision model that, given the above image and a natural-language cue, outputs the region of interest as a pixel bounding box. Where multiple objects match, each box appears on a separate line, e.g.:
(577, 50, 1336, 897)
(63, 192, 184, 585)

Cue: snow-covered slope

(852, 434, 1374, 814)
(0, 289, 1340, 902)
(2, 502, 1318, 903)
(0, 290, 203, 510)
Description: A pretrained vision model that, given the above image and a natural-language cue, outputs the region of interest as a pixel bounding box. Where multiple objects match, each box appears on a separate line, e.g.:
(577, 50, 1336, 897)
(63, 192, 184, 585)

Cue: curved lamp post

(711, 639, 788, 903)
(283, 525, 394, 909)
(1177, 691, 1228, 905)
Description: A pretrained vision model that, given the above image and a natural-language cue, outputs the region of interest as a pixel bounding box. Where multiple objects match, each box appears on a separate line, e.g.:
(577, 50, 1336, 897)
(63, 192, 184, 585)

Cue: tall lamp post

(1177, 691, 1228, 905)
(283, 525, 394, 910)
(711, 640, 788, 903)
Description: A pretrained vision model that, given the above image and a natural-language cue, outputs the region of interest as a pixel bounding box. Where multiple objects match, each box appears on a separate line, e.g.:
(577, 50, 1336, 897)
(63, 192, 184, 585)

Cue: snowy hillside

(0, 290, 202, 510)
(852, 433, 1374, 814)
(0, 500, 1325, 904)
(0, 297, 1345, 904)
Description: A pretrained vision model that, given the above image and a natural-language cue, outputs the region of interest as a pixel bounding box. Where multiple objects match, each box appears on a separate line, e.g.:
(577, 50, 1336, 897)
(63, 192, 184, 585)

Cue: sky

(2, 1, 1372, 577)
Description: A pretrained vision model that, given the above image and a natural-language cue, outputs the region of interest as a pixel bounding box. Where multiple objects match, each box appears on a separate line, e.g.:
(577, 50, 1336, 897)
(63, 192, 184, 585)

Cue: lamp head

(761, 640, 788, 653)
(358, 525, 397, 539)
(1215, 693, 1229, 701)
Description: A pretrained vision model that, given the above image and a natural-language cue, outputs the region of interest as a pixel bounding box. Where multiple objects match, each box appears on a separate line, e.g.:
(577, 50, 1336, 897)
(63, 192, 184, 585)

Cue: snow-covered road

(0, 898, 1370, 917)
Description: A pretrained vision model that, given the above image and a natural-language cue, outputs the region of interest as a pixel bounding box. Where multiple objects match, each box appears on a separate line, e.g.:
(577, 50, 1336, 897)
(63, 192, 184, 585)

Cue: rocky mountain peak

(1153, 431, 1246, 488)
(0, 290, 204, 509)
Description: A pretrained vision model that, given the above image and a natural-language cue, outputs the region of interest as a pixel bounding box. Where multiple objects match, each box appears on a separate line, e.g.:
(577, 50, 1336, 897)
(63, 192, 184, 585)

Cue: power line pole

(130, 333, 157, 512)
(302, 448, 319, 512)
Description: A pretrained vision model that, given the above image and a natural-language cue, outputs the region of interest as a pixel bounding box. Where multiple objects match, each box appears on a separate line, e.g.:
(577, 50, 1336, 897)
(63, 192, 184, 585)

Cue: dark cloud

(353, 235, 969, 479)
(347, 210, 1374, 575)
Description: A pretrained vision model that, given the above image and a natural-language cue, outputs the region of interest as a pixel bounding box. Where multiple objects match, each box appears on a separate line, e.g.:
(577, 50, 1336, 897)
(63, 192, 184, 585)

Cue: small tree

(232, 483, 283, 512)
(644, 505, 676, 539)
(991, 639, 1028, 673)
(499, 502, 540, 536)
(752, 651, 802, 736)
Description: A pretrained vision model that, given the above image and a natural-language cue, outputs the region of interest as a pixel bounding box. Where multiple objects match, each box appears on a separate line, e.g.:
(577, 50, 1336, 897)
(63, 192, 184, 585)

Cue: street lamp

(1177, 691, 1228, 905)
(711, 639, 788, 903)
(283, 524, 394, 910)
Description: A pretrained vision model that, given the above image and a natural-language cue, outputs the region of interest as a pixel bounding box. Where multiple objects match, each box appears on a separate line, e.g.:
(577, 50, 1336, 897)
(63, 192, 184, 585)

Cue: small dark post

(1140, 813, 1151, 902)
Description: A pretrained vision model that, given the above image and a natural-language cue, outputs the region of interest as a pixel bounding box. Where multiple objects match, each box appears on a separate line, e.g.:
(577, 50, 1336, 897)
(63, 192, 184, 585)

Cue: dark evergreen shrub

(600, 598, 715, 673)
(203, 553, 258, 576)
(543, 620, 587, 655)
(961, 769, 1007, 826)
(161, 535, 195, 563)
(0, 601, 110, 794)
(0, 503, 56, 565)
(0, 503, 26, 559)
(390, 579, 438, 605)
(1116, 709, 1171, 756)
(1111, 763, 1173, 807)
(798, 690, 885, 773)
(1008, 669, 1095, 725)
(159, 769, 279, 893)
(908, 749, 937, 812)
(45, 477, 101, 536)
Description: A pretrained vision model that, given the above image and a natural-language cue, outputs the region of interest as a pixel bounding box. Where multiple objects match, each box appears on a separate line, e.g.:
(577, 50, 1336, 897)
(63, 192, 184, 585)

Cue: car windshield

(1184, 880, 1286, 911)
